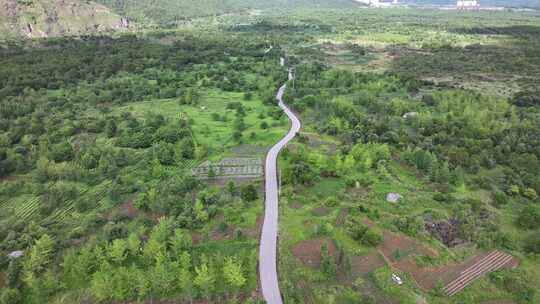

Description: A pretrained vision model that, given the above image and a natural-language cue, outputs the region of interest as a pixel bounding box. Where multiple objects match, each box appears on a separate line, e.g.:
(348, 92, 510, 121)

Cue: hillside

(95, 0, 361, 26)
(0, 0, 130, 39)
(405, 0, 540, 8)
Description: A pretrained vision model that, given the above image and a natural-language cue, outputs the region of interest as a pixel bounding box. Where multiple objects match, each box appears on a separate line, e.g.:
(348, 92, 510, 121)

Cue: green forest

(0, 33, 287, 303)
(1, 2, 540, 304)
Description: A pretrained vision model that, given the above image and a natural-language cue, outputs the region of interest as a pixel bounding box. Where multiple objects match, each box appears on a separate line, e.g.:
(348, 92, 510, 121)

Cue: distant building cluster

(355, 0, 399, 8)
(456, 0, 480, 10)
(192, 158, 263, 179)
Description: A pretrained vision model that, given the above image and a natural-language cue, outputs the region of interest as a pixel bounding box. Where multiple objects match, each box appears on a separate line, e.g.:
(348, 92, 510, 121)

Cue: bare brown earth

(210, 224, 236, 241)
(349, 251, 387, 276)
(118, 201, 138, 219)
(378, 230, 439, 264)
(480, 300, 516, 304)
(301, 132, 338, 152)
(0, 272, 5, 288)
(242, 215, 264, 239)
(335, 208, 348, 226)
(291, 237, 337, 268)
(191, 231, 202, 245)
(346, 186, 370, 200)
(0, 175, 16, 182)
(206, 176, 262, 187)
(377, 230, 519, 291)
(118, 292, 260, 304)
(362, 218, 519, 293)
(191, 214, 264, 245)
(311, 206, 331, 216)
(289, 202, 303, 209)
(293, 216, 519, 296)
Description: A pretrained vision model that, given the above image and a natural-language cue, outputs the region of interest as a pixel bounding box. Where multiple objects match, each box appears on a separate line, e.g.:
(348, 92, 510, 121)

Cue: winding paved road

(259, 69, 300, 304)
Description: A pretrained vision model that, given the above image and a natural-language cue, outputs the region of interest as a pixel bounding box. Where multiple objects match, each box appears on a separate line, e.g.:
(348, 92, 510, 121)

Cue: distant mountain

(404, 0, 540, 8)
(94, 0, 361, 26)
(0, 0, 130, 39)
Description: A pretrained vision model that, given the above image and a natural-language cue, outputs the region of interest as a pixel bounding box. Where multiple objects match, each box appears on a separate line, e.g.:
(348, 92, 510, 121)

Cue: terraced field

(444, 250, 518, 297)
(41, 180, 112, 225)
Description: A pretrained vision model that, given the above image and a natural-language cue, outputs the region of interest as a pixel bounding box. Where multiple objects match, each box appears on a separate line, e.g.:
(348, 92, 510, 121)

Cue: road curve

(259, 69, 300, 304)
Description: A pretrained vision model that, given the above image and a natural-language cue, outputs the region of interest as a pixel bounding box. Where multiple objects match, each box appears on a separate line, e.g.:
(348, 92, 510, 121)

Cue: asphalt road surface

(259, 69, 300, 304)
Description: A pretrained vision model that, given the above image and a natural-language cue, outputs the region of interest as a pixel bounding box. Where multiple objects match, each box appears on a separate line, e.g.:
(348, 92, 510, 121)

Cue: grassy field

(227, 8, 540, 96)
(112, 89, 289, 159)
(277, 134, 537, 303)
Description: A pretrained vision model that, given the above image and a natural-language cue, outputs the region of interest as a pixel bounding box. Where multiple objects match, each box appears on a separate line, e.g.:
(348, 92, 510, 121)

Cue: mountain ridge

(0, 0, 130, 39)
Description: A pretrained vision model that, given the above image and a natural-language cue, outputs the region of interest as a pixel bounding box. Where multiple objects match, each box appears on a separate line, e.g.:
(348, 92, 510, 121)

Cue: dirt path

(259, 67, 300, 304)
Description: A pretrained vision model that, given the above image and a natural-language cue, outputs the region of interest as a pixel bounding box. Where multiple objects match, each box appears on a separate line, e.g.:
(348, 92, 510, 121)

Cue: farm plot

(443, 250, 519, 297)
(41, 180, 112, 225)
(0, 195, 42, 221)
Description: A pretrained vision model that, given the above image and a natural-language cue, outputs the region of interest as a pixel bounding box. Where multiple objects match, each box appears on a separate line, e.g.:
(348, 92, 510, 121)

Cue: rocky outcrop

(0, 0, 131, 39)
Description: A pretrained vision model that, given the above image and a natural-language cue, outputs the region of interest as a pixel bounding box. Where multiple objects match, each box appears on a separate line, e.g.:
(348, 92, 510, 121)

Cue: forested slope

(95, 0, 360, 26)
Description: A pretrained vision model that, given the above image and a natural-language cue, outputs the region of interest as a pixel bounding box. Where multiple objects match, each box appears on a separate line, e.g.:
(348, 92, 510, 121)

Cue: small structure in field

(193, 158, 263, 179)
(7, 251, 24, 259)
(356, 0, 398, 8)
(392, 273, 403, 285)
(402, 112, 418, 119)
(386, 193, 402, 203)
(457, 0, 480, 10)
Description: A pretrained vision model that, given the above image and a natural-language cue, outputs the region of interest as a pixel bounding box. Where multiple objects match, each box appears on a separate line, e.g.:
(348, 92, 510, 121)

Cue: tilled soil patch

(118, 201, 138, 219)
(378, 230, 438, 263)
(289, 202, 303, 209)
(0, 272, 5, 288)
(350, 251, 387, 276)
(210, 225, 236, 241)
(292, 237, 337, 268)
(242, 215, 264, 239)
(311, 206, 331, 216)
(393, 251, 519, 291)
(425, 218, 466, 247)
(480, 300, 516, 304)
(191, 232, 203, 245)
(335, 208, 349, 226)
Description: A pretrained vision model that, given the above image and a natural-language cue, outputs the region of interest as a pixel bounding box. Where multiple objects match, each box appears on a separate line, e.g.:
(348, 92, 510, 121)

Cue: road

(259, 68, 300, 304)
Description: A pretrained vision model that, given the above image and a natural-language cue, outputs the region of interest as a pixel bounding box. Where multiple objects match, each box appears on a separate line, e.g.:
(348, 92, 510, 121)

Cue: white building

(457, 1, 480, 10)
(355, 0, 397, 8)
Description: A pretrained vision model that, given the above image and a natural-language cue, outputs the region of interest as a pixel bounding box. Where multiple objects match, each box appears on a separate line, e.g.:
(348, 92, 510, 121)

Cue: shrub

(324, 197, 338, 207)
(523, 188, 538, 201)
(512, 91, 540, 107)
(321, 243, 336, 278)
(240, 184, 258, 202)
(314, 222, 334, 236)
(433, 192, 453, 203)
(517, 205, 540, 230)
(348, 222, 368, 241)
(393, 215, 424, 237)
(491, 269, 536, 304)
(0, 288, 21, 304)
(49, 141, 74, 162)
(523, 230, 540, 254)
(361, 230, 383, 247)
(493, 191, 509, 207)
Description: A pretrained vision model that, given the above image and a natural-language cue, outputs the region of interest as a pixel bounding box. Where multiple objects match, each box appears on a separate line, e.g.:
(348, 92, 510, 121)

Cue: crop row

(14, 196, 41, 221)
(43, 180, 112, 224)
(0, 197, 11, 209)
